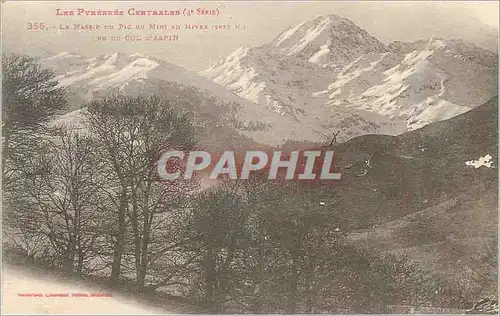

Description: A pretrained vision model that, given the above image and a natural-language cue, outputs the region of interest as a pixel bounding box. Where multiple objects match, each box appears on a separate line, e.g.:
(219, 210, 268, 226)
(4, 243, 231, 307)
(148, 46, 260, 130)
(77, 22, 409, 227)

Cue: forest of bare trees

(2, 53, 472, 313)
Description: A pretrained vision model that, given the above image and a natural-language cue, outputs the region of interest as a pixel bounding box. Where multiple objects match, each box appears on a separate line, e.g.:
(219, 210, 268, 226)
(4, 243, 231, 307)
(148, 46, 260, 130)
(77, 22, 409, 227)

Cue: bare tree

(84, 95, 197, 289)
(7, 128, 102, 273)
(2, 53, 67, 190)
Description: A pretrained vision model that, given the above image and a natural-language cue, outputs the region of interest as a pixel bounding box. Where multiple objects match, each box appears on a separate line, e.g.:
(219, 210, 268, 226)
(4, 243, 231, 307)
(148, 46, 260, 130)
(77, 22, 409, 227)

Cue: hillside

(329, 96, 498, 296)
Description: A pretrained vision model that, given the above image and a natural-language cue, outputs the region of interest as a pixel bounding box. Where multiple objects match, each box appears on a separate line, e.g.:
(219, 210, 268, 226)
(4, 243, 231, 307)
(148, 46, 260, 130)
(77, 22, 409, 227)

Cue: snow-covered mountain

(42, 13, 497, 147)
(40, 52, 332, 147)
(201, 15, 408, 142)
(201, 14, 497, 138)
(324, 36, 498, 130)
(268, 14, 388, 70)
(201, 44, 406, 141)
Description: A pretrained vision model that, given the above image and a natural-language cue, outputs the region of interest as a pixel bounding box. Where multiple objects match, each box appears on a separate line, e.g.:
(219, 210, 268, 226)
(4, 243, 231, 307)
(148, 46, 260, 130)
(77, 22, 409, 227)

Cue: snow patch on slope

(285, 16, 333, 56)
(465, 154, 494, 169)
(326, 36, 497, 130)
(90, 58, 159, 88)
(309, 43, 332, 66)
(275, 22, 306, 46)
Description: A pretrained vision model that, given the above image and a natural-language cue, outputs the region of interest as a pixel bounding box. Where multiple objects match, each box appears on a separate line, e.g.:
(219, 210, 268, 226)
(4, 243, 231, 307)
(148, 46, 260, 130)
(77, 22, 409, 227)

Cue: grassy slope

(337, 96, 498, 295)
(331, 96, 497, 225)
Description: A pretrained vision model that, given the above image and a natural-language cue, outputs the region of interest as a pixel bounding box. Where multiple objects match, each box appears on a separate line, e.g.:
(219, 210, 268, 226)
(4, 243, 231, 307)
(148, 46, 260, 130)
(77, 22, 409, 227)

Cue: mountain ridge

(40, 51, 331, 147)
(201, 14, 497, 140)
(40, 13, 498, 148)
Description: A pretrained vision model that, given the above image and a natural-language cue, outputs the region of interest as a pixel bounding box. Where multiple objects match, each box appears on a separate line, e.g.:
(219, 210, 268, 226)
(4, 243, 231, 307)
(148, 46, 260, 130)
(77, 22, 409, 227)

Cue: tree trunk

(77, 251, 85, 275)
(64, 239, 76, 273)
(204, 250, 219, 312)
(137, 264, 147, 293)
(137, 219, 151, 292)
(131, 211, 141, 287)
(110, 194, 127, 285)
(63, 256, 74, 273)
(135, 233, 149, 292)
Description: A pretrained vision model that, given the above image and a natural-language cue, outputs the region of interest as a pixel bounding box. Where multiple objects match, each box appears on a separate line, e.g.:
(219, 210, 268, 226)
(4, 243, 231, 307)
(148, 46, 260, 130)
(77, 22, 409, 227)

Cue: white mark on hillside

(465, 154, 495, 169)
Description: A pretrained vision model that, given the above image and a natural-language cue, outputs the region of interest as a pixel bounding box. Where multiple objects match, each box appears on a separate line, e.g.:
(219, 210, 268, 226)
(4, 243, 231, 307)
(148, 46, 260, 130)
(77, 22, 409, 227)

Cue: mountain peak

(227, 45, 252, 61)
(273, 13, 349, 46)
(306, 13, 350, 28)
(267, 13, 388, 68)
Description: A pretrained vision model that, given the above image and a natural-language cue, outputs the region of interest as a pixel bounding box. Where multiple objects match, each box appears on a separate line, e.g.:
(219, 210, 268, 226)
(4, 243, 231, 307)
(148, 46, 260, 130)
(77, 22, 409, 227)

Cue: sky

(2, 1, 498, 71)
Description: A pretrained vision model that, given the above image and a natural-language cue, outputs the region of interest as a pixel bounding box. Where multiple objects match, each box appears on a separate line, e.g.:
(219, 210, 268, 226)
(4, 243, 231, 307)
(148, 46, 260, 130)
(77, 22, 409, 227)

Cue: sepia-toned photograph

(1, 1, 498, 314)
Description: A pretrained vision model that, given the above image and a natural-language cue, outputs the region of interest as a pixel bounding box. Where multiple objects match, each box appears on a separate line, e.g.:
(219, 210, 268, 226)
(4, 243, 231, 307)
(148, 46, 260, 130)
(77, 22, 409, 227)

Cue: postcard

(1, 1, 498, 314)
